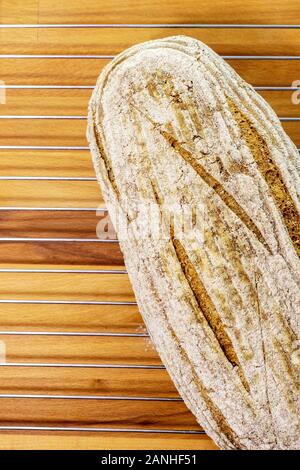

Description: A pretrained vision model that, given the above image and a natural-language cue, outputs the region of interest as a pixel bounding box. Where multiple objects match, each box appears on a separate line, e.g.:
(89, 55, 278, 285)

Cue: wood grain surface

(0, 0, 299, 451)
(0, 0, 298, 24)
(1, 27, 300, 55)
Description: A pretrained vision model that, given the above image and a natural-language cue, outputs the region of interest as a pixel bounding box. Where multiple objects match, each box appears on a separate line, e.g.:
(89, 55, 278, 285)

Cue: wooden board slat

(0, 210, 100, 237)
(0, 433, 218, 450)
(1, 88, 299, 118)
(0, 58, 297, 87)
(1, 27, 300, 55)
(0, 271, 133, 301)
(0, 119, 87, 147)
(0, 0, 298, 25)
(0, 149, 93, 177)
(0, 335, 159, 365)
(260, 91, 300, 117)
(0, 0, 38, 24)
(1, 118, 299, 146)
(0, 366, 178, 397)
(230, 60, 300, 88)
(0, 180, 101, 207)
(0, 58, 110, 85)
(0, 240, 123, 265)
(0, 396, 199, 430)
(0, 301, 141, 334)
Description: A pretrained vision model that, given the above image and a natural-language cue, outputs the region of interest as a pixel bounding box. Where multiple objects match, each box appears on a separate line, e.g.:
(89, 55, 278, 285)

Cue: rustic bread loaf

(87, 36, 300, 450)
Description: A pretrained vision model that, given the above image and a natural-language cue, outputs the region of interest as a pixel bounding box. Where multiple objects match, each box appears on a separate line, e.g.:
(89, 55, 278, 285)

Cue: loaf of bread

(87, 36, 300, 450)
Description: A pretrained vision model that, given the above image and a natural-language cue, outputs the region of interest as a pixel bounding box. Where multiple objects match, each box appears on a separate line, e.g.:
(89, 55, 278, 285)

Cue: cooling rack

(0, 0, 299, 450)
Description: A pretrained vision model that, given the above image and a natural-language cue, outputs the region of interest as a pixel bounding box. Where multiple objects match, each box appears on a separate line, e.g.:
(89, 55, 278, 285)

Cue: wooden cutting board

(0, 0, 298, 450)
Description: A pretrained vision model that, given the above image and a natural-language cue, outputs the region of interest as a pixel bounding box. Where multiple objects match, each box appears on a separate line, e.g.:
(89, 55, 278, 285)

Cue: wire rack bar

(0, 207, 104, 211)
(0, 331, 147, 337)
(0, 85, 94, 89)
(279, 117, 300, 121)
(0, 300, 136, 305)
(0, 362, 164, 369)
(0, 393, 182, 401)
(0, 268, 125, 274)
(0, 115, 86, 120)
(0, 237, 118, 242)
(0, 23, 300, 29)
(223, 55, 300, 60)
(0, 146, 89, 150)
(0, 425, 203, 434)
(0, 176, 97, 181)
(0, 55, 114, 59)
(255, 86, 300, 90)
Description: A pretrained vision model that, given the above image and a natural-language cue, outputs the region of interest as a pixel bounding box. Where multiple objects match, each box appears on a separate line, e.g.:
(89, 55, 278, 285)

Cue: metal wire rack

(0, 20, 299, 442)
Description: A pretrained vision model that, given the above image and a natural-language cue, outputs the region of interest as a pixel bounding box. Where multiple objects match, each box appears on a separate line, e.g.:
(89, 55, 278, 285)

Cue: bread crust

(87, 36, 300, 450)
